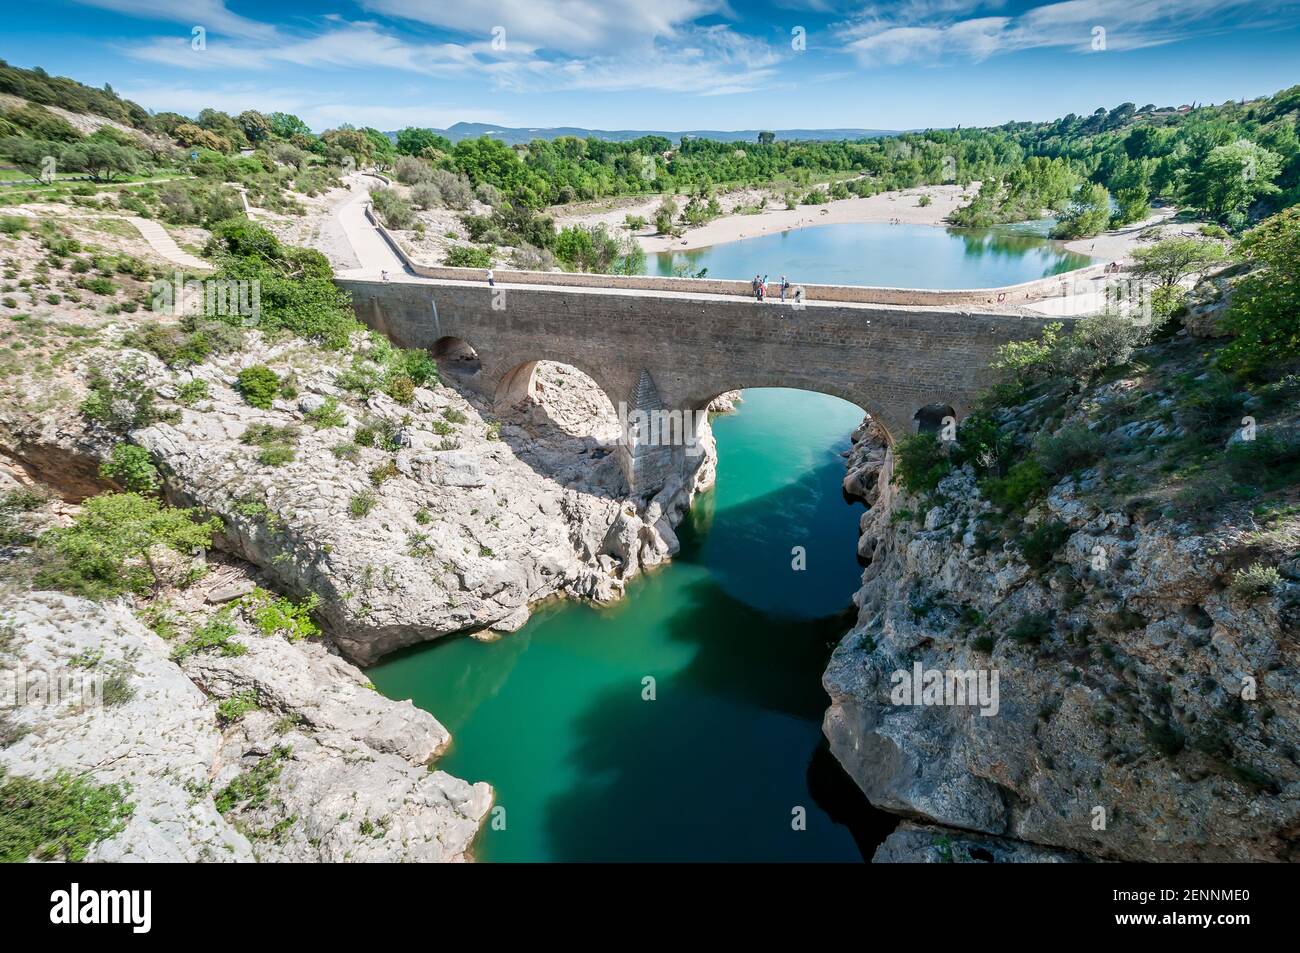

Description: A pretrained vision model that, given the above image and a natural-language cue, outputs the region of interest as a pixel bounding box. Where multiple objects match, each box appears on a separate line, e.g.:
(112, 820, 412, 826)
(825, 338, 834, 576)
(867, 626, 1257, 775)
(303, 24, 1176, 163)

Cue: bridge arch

(432, 335, 482, 376)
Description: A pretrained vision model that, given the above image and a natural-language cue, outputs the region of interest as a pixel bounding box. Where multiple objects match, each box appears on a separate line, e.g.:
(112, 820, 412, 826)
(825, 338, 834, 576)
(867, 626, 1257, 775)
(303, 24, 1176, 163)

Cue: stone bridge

(338, 275, 1066, 496)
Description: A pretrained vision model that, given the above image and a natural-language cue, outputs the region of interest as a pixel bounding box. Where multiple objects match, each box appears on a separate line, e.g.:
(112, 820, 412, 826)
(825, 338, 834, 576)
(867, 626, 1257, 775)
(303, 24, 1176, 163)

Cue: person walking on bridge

(779, 275, 789, 302)
(487, 269, 495, 287)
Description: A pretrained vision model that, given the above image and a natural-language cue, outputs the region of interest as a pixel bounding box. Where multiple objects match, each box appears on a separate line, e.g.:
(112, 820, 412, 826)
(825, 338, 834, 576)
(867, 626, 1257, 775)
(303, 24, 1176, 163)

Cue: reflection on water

(652, 220, 1093, 289)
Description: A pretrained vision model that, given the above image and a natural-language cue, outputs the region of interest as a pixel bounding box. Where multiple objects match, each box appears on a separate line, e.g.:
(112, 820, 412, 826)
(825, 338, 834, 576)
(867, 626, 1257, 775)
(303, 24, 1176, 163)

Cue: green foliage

(445, 244, 493, 268)
(1035, 424, 1104, 477)
(99, 443, 158, 493)
(1225, 432, 1300, 492)
(215, 745, 290, 814)
(1051, 183, 1112, 239)
(385, 374, 415, 404)
(1231, 562, 1281, 596)
(177, 379, 210, 404)
(371, 187, 414, 229)
(982, 459, 1048, 510)
(348, 490, 377, 519)
(1006, 613, 1052, 645)
(1182, 139, 1282, 220)
(241, 422, 299, 467)
(235, 365, 280, 409)
(1219, 207, 1300, 376)
(241, 588, 321, 641)
(34, 493, 221, 598)
(305, 396, 345, 429)
(80, 359, 159, 433)
(0, 769, 133, 863)
(1020, 521, 1071, 571)
(171, 610, 245, 661)
(124, 320, 245, 368)
(368, 459, 399, 487)
(893, 432, 952, 495)
(217, 692, 259, 726)
(1130, 237, 1227, 288)
(204, 220, 360, 349)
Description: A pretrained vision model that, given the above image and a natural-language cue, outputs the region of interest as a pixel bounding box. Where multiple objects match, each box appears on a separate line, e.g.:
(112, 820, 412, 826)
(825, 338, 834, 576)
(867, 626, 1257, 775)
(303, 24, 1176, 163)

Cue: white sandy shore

(559, 183, 979, 253)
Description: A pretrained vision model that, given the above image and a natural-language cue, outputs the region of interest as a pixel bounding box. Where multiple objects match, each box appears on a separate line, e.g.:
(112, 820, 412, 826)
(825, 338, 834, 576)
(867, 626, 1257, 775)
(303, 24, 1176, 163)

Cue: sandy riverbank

(559, 183, 979, 253)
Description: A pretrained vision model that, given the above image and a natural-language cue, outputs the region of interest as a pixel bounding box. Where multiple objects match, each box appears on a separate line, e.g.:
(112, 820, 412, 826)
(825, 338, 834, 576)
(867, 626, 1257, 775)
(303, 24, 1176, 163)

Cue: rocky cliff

(825, 332, 1299, 862)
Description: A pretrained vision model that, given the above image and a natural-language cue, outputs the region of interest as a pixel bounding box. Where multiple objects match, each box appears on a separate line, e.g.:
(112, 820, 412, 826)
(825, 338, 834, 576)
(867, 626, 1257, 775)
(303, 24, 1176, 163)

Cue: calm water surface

(368, 389, 891, 862)
(651, 220, 1092, 288)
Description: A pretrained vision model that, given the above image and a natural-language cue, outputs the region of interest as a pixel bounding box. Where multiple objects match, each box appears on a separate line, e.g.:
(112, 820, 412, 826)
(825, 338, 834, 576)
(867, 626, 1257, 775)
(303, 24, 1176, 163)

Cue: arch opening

(913, 403, 956, 435)
(432, 335, 482, 376)
(494, 360, 622, 446)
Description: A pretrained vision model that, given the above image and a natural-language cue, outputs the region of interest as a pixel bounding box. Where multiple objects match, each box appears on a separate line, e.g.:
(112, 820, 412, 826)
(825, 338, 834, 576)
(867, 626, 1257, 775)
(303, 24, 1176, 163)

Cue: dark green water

(652, 221, 1093, 287)
(367, 388, 890, 862)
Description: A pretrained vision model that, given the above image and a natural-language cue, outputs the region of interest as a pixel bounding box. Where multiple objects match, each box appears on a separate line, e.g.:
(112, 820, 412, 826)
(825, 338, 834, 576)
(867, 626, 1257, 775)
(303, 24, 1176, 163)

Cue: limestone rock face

(0, 591, 490, 862)
(827, 423, 1300, 863)
(5, 336, 713, 666)
(873, 822, 1091, 863)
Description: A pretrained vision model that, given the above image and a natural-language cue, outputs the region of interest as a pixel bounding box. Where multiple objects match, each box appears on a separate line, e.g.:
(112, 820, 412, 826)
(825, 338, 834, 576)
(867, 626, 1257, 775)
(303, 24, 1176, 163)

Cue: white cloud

(75, 0, 277, 39)
(842, 0, 1294, 65)
(359, 0, 729, 55)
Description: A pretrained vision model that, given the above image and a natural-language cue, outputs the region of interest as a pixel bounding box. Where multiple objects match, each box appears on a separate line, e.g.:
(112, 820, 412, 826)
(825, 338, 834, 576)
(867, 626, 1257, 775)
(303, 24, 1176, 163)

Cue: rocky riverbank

(825, 325, 1299, 862)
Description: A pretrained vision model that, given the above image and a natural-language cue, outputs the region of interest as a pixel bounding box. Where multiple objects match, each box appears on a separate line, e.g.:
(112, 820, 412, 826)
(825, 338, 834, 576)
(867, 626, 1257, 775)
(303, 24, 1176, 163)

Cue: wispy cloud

(75, 0, 277, 39)
(841, 0, 1297, 65)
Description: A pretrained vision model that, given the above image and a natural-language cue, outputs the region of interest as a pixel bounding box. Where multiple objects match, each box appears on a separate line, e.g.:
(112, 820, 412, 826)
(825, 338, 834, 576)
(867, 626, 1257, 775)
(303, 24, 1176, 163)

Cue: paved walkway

(335, 173, 408, 279)
(126, 216, 210, 270)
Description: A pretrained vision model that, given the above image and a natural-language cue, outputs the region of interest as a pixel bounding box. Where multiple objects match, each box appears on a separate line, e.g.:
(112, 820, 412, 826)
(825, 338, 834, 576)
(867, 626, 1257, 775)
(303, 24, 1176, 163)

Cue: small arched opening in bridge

(495, 359, 623, 446)
(432, 335, 482, 378)
(913, 403, 956, 435)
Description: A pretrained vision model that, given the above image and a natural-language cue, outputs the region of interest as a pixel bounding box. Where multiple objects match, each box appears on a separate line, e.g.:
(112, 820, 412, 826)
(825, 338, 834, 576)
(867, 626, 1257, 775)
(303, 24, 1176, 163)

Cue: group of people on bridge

(751, 274, 801, 304)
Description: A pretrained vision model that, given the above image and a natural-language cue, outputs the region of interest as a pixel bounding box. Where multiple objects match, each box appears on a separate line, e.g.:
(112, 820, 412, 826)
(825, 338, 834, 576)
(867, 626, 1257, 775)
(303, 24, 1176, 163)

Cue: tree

(236, 109, 271, 144)
(1130, 237, 1227, 288)
(0, 137, 63, 180)
(395, 126, 451, 157)
(758, 130, 775, 145)
(267, 111, 312, 140)
(654, 196, 678, 234)
(1051, 183, 1111, 239)
(1219, 206, 1300, 375)
(1182, 139, 1282, 220)
(62, 140, 139, 181)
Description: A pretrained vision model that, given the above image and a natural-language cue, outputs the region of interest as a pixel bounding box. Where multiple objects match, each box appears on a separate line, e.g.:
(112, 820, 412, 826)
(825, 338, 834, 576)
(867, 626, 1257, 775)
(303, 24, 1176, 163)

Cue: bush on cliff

(204, 219, 360, 349)
(235, 364, 281, 409)
(33, 492, 221, 598)
(894, 432, 952, 495)
(1219, 207, 1300, 378)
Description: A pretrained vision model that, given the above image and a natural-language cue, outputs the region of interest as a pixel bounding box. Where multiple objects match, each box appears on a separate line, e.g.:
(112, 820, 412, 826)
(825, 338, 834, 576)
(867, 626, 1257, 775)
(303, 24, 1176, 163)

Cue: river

(367, 388, 892, 861)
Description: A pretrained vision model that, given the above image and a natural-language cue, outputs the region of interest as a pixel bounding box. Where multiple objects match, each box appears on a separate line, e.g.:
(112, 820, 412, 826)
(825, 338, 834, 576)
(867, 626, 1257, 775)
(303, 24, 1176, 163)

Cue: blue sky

(3, 1, 1299, 132)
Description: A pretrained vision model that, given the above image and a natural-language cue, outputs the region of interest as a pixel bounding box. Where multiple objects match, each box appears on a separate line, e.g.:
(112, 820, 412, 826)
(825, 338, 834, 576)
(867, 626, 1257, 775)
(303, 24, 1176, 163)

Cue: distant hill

(385, 122, 899, 146)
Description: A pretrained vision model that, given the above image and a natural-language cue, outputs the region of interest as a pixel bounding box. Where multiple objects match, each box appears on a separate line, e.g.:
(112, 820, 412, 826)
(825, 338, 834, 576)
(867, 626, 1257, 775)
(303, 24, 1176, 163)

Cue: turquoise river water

(368, 388, 890, 861)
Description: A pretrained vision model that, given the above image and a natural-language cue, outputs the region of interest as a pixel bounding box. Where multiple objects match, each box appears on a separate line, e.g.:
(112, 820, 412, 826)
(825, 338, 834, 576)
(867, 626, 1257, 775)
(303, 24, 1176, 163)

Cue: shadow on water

(368, 389, 900, 862)
(538, 454, 894, 862)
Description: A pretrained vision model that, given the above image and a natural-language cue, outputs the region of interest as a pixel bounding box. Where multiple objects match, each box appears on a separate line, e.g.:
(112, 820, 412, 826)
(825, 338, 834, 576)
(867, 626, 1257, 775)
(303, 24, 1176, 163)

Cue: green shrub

(80, 360, 158, 433)
(241, 422, 298, 467)
(177, 379, 210, 404)
(217, 692, 259, 726)
(99, 443, 158, 493)
(214, 744, 290, 814)
(171, 610, 245, 661)
(34, 493, 221, 598)
(305, 397, 345, 429)
(1020, 520, 1071, 571)
(1231, 562, 1281, 596)
(1006, 613, 1052, 645)
(384, 373, 414, 404)
(0, 769, 133, 862)
(1035, 424, 1103, 477)
(445, 244, 493, 268)
(241, 588, 320, 641)
(1219, 207, 1300, 377)
(894, 432, 952, 495)
(348, 490, 377, 519)
(369, 460, 399, 487)
(982, 459, 1047, 510)
(1225, 431, 1300, 492)
(235, 365, 280, 409)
